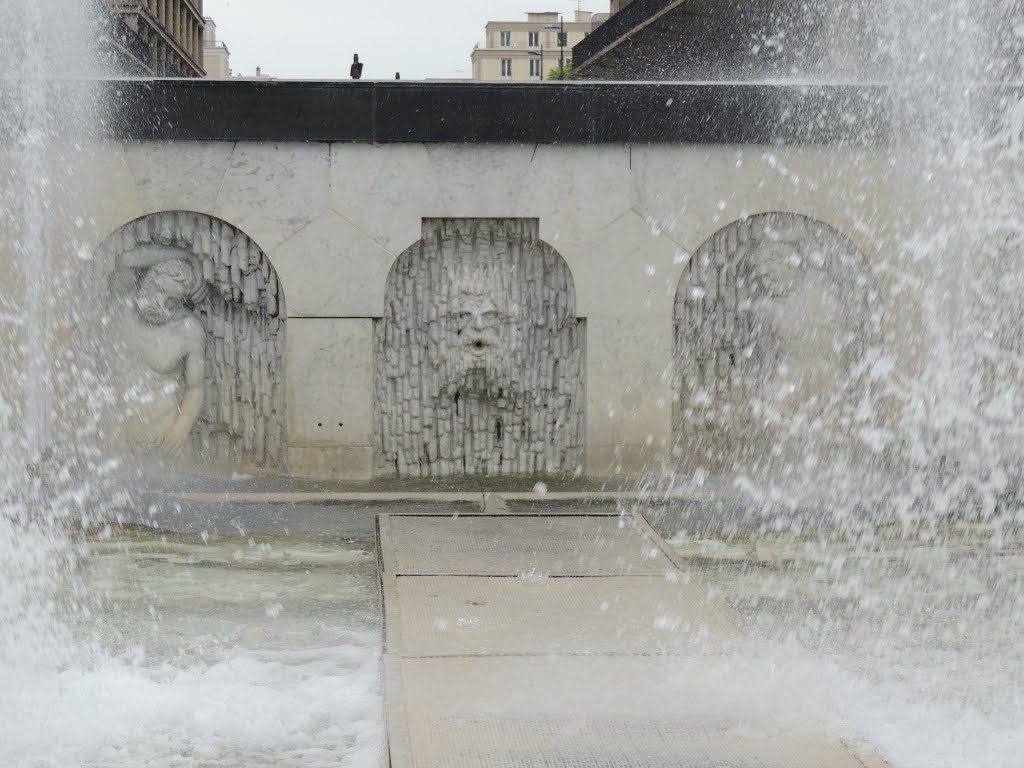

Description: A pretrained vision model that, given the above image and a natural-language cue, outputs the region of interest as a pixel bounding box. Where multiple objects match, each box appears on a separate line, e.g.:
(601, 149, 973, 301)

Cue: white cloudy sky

(203, 0, 603, 80)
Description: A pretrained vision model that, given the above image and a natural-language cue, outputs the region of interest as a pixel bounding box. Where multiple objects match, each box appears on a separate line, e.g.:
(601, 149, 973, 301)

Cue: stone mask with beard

(748, 245, 854, 414)
(441, 279, 524, 399)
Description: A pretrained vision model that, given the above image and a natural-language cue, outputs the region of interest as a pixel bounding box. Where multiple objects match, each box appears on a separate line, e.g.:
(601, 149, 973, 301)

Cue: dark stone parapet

(572, 0, 682, 73)
(91, 79, 891, 145)
(4, 79, 1017, 147)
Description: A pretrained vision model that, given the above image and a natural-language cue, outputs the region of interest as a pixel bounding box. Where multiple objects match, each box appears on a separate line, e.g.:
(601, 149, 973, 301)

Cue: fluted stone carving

(673, 213, 874, 468)
(375, 218, 584, 477)
(97, 212, 286, 467)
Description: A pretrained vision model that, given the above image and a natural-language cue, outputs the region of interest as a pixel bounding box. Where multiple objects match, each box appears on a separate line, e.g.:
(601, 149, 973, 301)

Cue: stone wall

(375, 218, 584, 477)
(1, 136, 927, 479)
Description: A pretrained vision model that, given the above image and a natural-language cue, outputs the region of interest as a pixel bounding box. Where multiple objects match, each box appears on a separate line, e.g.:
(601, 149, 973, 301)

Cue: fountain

(0, 0, 1021, 766)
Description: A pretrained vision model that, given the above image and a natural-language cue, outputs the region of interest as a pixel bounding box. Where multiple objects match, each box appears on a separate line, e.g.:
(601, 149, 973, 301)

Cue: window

(529, 58, 541, 78)
(500, 30, 511, 47)
(528, 31, 539, 47)
(501, 58, 513, 77)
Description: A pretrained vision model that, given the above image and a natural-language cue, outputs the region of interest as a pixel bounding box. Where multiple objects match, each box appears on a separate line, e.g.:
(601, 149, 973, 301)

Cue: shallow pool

(3, 525, 382, 768)
(3, 506, 1021, 768)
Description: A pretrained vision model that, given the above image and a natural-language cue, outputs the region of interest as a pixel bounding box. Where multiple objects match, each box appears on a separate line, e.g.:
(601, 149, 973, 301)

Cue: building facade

(472, 11, 595, 81)
(108, 0, 205, 77)
(202, 16, 230, 78)
(100, 9, 153, 76)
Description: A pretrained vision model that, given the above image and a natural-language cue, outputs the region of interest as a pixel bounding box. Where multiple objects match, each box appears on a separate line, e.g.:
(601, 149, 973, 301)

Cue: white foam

(1, 643, 383, 767)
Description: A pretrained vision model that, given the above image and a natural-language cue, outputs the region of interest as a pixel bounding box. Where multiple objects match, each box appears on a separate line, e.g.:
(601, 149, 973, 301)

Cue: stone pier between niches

(376, 511, 885, 767)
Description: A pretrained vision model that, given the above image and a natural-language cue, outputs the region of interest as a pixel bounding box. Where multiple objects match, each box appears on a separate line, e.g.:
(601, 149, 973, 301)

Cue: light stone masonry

(1, 140, 933, 479)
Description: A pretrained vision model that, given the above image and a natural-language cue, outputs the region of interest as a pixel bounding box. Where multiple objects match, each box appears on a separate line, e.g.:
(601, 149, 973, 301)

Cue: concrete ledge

(169, 489, 740, 504)
(286, 446, 375, 480)
(122, 488, 766, 541)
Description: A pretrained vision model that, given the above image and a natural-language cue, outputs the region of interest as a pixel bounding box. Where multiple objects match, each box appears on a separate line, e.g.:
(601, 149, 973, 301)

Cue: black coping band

(8, 79, 1014, 146)
(97, 79, 892, 145)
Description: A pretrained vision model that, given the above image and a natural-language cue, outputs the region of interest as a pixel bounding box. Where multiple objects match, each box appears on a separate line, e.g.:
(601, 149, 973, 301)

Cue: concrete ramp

(377, 511, 884, 768)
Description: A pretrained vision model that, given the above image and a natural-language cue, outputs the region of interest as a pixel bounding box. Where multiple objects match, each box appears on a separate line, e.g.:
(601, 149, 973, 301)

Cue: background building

(472, 10, 596, 81)
(202, 16, 229, 78)
(107, 0, 205, 77)
(99, 8, 153, 76)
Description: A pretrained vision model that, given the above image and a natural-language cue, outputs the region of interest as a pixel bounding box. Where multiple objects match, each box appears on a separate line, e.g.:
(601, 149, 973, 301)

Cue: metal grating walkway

(377, 512, 886, 768)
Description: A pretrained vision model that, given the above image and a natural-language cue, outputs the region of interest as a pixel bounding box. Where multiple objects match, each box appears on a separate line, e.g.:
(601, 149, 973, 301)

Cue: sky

(203, 0, 601, 81)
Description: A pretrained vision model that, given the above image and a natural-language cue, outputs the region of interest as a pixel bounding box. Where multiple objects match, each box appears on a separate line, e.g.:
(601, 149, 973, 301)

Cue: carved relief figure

(673, 213, 875, 470)
(376, 218, 584, 477)
(110, 251, 207, 456)
(960, 231, 1024, 461)
(96, 212, 286, 467)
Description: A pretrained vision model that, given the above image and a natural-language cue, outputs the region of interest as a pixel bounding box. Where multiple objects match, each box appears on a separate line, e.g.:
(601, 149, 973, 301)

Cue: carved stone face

(135, 259, 195, 326)
(755, 245, 803, 299)
(442, 280, 523, 396)
(450, 292, 501, 361)
(751, 248, 849, 405)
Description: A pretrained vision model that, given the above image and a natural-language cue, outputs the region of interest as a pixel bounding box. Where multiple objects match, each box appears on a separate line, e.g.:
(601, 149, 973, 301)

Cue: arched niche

(673, 212, 878, 471)
(95, 211, 286, 468)
(375, 218, 585, 477)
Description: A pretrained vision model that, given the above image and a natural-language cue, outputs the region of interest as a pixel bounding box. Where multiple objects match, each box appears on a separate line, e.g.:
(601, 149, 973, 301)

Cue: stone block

(585, 312, 674, 464)
(424, 144, 631, 247)
(215, 142, 330, 251)
(287, 317, 373, 447)
(286, 446, 375, 480)
(272, 210, 394, 317)
(556, 210, 680, 319)
(629, 144, 903, 259)
(59, 144, 144, 251)
(330, 143, 446, 256)
(122, 140, 236, 218)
